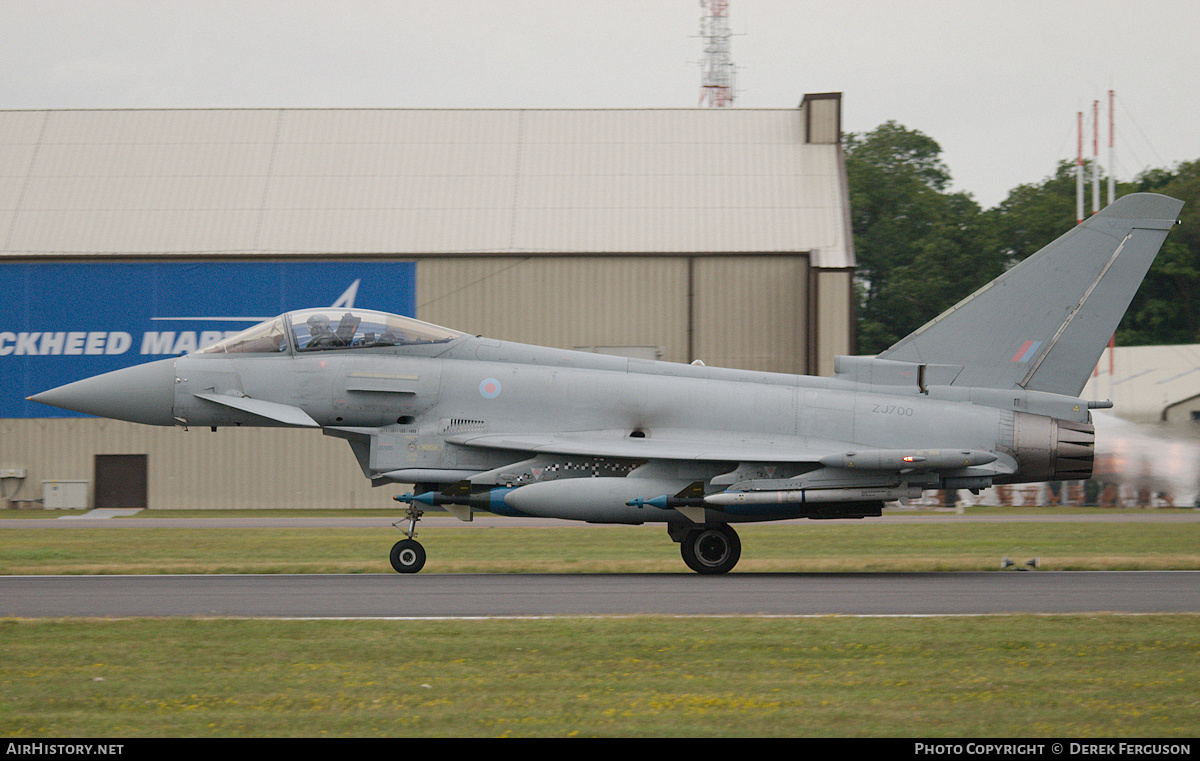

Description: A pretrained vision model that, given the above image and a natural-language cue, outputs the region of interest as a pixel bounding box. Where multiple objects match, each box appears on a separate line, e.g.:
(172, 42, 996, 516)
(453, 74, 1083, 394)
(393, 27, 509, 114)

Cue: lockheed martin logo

(0, 280, 360, 357)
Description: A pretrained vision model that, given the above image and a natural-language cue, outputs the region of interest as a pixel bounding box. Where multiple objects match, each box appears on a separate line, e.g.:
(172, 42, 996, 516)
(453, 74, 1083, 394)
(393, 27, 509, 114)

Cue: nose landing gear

(389, 538, 426, 573)
(390, 498, 427, 574)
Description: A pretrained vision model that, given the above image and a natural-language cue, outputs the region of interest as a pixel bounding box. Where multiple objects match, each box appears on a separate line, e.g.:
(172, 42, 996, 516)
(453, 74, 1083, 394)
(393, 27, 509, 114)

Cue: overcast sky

(3, 0, 1197, 209)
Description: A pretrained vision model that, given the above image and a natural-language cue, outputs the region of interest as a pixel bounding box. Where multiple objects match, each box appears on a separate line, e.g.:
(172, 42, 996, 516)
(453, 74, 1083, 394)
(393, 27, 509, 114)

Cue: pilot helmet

(306, 313, 331, 334)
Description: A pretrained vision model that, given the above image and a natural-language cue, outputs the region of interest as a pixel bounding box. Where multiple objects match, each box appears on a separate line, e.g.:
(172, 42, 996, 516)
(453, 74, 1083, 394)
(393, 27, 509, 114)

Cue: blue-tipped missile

(395, 488, 515, 511)
(626, 494, 705, 509)
(396, 491, 446, 506)
(626, 481, 707, 510)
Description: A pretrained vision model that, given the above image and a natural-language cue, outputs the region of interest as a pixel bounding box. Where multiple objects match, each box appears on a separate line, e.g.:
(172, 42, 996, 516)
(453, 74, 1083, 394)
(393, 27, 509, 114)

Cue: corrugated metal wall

(1, 418, 379, 511)
(417, 254, 811, 372)
(418, 256, 691, 361)
(813, 269, 853, 377)
(691, 256, 808, 374)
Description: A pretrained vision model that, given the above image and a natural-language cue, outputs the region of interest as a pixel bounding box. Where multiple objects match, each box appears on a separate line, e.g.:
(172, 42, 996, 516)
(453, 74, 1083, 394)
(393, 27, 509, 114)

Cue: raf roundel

(479, 378, 502, 399)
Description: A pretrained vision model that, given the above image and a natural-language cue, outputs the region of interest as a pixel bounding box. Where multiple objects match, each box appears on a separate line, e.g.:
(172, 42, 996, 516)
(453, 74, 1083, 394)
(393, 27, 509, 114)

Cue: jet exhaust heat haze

(30, 194, 1185, 573)
(1092, 412, 1200, 506)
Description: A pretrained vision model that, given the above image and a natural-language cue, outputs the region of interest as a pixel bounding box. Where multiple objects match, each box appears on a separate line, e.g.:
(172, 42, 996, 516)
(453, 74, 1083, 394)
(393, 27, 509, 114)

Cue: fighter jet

(29, 193, 1184, 574)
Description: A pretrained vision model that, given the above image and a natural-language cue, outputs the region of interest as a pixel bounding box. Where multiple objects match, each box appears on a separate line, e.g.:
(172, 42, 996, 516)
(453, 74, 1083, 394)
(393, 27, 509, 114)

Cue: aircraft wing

(444, 429, 1008, 475)
(444, 429, 831, 462)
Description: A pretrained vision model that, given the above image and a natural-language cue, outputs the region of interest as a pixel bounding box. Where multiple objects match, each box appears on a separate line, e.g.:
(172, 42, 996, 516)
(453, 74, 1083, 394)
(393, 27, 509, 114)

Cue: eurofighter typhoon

(30, 193, 1184, 573)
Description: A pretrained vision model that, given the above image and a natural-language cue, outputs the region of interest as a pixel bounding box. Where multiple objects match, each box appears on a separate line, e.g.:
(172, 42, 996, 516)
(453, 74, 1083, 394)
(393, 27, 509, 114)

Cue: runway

(4, 512, 1198, 618)
(3, 571, 1197, 618)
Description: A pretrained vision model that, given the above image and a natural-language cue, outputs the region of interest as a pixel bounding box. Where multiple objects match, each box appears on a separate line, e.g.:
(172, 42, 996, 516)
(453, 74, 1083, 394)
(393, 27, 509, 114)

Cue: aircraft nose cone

(27, 358, 177, 426)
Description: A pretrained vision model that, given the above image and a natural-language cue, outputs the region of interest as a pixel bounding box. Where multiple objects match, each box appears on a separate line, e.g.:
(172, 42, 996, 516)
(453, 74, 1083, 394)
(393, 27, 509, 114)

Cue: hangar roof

(0, 102, 853, 268)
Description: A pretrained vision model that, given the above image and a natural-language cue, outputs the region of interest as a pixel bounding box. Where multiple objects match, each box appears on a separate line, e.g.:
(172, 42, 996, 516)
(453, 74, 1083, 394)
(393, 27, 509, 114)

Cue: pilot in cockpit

(305, 313, 340, 349)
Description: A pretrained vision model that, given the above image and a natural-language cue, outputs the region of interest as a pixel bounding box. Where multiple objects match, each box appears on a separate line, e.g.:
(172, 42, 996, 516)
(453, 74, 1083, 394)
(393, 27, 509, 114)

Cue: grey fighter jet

(30, 193, 1184, 574)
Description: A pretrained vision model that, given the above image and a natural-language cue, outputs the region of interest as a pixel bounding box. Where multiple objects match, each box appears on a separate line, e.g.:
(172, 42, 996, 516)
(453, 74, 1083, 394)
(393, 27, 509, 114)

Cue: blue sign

(1, 261, 416, 417)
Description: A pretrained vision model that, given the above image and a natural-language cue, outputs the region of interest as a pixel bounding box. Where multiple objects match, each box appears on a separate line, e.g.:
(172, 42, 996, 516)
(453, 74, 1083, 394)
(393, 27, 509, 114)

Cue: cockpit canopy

(199, 308, 464, 355)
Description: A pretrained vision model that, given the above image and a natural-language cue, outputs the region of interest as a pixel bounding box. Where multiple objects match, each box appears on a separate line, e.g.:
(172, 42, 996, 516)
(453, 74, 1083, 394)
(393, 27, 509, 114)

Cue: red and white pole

(1092, 100, 1101, 214)
(1077, 111, 1084, 225)
(1108, 90, 1116, 205)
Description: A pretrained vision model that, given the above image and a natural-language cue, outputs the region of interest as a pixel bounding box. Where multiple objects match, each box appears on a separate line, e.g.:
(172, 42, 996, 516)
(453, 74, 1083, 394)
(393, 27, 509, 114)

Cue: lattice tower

(699, 0, 736, 107)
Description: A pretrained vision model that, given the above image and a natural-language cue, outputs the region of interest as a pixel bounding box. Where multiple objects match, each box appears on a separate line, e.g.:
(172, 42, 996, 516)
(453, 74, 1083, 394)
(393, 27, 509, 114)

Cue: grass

(2, 508, 1198, 737)
(2, 615, 1197, 737)
(1, 509, 1198, 574)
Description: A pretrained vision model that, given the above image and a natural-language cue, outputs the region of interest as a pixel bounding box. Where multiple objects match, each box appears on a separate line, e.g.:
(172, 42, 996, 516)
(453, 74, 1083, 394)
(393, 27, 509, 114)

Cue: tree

(990, 158, 1200, 346)
(989, 160, 1081, 264)
(845, 122, 999, 355)
(1118, 160, 1200, 345)
(846, 120, 1200, 353)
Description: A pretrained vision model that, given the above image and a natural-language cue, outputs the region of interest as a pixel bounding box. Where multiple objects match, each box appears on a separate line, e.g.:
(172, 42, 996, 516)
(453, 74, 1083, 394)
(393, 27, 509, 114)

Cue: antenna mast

(1108, 90, 1116, 206)
(1076, 111, 1084, 225)
(1076, 92, 1119, 219)
(1093, 100, 1101, 215)
(699, 0, 736, 107)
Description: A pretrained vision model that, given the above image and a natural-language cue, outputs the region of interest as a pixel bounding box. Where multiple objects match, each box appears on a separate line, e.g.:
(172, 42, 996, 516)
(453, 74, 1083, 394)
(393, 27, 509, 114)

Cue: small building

(1083, 344, 1200, 425)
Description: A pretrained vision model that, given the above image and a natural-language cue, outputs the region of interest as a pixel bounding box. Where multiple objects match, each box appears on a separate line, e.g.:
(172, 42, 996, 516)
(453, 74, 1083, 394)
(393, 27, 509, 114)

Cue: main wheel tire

(389, 538, 427, 574)
(680, 525, 741, 574)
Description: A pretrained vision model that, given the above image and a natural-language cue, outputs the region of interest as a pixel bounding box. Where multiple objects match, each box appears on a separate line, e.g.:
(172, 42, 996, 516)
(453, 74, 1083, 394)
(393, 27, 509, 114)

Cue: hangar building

(1083, 344, 1200, 425)
(0, 93, 855, 510)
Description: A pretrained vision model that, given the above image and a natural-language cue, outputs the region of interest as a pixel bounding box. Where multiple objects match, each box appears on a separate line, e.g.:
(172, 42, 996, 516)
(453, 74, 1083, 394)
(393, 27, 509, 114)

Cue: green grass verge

(1, 514, 1198, 574)
(2, 615, 1197, 737)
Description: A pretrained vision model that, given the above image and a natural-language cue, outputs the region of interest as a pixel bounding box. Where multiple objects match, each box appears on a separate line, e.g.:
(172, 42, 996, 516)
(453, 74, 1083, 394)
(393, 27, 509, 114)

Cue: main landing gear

(387, 499, 742, 575)
(674, 523, 741, 574)
(390, 501, 427, 574)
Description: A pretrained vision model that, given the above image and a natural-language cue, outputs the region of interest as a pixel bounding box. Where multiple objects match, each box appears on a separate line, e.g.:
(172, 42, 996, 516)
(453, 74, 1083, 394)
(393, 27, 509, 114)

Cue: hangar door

(94, 454, 148, 509)
(415, 255, 811, 374)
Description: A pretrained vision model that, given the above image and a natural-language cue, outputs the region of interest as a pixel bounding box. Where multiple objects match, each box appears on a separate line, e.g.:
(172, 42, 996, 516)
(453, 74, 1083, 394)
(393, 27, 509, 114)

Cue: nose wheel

(679, 524, 741, 574)
(390, 498, 427, 574)
(389, 538, 427, 574)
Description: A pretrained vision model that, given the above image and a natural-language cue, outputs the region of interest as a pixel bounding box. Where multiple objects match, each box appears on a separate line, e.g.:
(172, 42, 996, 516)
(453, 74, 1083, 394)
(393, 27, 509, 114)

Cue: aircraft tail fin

(877, 192, 1183, 397)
